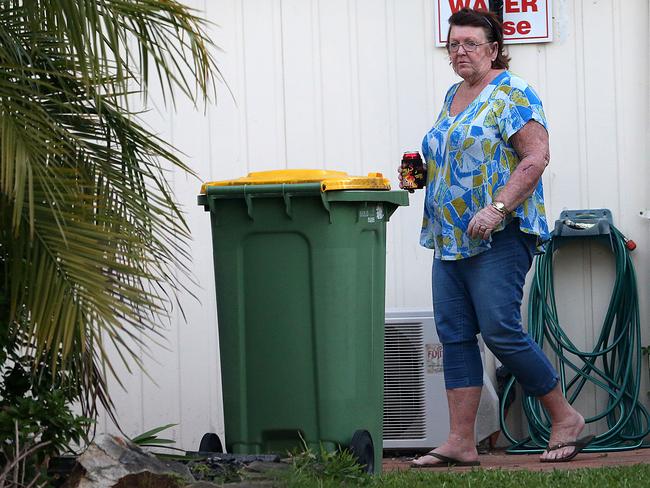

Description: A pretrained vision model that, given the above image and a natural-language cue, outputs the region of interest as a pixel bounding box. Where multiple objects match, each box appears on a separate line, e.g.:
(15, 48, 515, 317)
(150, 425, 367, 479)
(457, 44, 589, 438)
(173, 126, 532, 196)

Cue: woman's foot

(539, 408, 586, 462)
(411, 439, 479, 467)
(413, 387, 482, 467)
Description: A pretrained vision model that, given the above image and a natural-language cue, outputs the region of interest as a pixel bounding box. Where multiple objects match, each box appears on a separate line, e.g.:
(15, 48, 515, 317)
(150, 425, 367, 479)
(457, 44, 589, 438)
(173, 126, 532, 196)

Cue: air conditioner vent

(383, 324, 426, 440)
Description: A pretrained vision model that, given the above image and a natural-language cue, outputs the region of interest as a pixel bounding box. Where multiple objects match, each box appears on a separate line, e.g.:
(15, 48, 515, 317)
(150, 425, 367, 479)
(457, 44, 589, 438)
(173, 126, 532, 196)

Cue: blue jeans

(432, 221, 559, 396)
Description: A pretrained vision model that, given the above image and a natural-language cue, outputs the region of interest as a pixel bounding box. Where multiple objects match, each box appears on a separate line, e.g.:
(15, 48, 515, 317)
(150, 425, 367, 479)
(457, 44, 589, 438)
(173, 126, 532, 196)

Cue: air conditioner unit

(383, 310, 499, 449)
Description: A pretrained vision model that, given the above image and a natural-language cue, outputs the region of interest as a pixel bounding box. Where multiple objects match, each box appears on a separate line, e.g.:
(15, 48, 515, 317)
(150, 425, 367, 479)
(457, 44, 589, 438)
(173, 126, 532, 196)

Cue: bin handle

(242, 184, 330, 221)
(282, 190, 293, 219)
(243, 186, 254, 220)
(203, 183, 395, 224)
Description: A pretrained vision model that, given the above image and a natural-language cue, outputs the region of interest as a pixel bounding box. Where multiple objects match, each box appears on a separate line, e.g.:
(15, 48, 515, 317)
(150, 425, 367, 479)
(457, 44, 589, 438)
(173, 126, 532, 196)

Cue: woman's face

(448, 25, 497, 81)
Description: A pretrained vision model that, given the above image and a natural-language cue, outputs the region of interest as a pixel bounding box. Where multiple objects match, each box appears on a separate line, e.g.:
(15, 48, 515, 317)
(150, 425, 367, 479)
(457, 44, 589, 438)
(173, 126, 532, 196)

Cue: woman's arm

(493, 119, 550, 211)
(467, 120, 550, 240)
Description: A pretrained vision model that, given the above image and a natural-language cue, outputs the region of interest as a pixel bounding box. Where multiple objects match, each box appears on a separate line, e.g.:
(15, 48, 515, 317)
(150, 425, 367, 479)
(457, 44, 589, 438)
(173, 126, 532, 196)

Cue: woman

(402, 8, 593, 466)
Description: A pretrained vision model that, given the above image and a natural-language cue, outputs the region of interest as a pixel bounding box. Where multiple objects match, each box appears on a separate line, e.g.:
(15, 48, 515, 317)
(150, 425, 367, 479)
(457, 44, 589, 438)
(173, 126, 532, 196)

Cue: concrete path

(383, 448, 650, 472)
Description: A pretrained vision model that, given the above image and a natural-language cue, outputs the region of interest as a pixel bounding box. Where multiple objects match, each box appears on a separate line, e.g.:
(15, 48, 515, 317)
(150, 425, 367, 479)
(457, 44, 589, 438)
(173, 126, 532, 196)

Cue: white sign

(435, 0, 553, 46)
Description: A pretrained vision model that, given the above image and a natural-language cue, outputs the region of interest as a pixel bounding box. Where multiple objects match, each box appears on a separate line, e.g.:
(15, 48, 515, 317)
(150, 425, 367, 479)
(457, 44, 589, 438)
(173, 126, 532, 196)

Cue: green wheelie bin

(197, 169, 408, 473)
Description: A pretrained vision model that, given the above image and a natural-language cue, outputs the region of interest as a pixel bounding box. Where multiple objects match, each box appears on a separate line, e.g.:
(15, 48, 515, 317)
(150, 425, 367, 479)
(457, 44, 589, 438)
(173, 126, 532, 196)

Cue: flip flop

(411, 451, 481, 468)
(540, 434, 595, 463)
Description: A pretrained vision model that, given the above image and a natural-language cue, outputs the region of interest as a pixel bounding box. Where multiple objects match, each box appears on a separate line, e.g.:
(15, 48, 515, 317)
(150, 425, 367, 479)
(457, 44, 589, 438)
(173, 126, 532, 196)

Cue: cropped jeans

(432, 220, 559, 397)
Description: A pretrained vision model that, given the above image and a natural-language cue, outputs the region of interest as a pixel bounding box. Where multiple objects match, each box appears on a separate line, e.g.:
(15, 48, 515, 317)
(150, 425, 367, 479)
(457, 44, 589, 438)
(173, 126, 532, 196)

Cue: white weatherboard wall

(100, 0, 650, 449)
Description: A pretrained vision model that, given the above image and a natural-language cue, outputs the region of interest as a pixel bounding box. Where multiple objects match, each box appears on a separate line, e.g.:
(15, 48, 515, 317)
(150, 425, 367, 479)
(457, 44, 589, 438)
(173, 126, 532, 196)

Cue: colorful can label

(400, 151, 426, 193)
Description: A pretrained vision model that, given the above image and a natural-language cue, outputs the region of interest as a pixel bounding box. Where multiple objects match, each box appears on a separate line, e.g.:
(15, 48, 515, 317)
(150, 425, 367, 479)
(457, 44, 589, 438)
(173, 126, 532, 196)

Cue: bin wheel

(198, 433, 223, 453)
(349, 430, 374, 473)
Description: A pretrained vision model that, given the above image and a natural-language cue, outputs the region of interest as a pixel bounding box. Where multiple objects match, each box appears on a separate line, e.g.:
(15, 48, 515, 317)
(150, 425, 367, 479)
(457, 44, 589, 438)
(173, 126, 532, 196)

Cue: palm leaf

(131, 423, 178, 445)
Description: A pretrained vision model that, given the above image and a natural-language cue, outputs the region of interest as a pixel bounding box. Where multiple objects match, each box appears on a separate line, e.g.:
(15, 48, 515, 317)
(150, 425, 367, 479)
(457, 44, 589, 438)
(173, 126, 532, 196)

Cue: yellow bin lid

(200, 169, 391, 194)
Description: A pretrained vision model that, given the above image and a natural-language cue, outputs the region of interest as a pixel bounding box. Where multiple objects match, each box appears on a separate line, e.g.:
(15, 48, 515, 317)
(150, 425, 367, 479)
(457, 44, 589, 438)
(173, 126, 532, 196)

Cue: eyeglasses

(447, 41, 491, 53)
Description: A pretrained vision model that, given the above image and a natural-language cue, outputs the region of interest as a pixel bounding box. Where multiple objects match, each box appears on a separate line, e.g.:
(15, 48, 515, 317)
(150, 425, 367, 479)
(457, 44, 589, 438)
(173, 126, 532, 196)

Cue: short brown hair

(447, 8, 510, 70)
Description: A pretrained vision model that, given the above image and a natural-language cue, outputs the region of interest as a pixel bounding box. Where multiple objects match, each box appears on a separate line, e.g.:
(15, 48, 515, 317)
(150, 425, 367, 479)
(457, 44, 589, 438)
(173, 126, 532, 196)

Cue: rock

(112, 473, 186, 488)
(62, 434, 194, 488)
(184, 483, 222, 488)
(206, 454, 280, 463)
(243, 461, 290, 474)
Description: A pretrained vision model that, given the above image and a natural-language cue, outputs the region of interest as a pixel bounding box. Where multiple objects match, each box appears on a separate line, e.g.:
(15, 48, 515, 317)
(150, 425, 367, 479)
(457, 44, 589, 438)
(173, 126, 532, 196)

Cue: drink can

(400, 151, 426, 193)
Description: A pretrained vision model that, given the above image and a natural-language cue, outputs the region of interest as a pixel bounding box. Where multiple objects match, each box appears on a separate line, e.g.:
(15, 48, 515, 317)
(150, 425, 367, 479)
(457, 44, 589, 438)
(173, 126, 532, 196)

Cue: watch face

(493, 202, 507, 213)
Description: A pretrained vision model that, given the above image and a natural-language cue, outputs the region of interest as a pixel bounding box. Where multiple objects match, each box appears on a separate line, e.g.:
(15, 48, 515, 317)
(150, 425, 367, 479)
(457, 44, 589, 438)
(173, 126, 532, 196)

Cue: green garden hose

(500, 224, 650, 453)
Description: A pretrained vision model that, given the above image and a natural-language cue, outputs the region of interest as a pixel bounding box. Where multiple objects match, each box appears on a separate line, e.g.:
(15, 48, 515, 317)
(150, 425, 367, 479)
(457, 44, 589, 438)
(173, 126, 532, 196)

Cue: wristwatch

(491, 201, 509, 217)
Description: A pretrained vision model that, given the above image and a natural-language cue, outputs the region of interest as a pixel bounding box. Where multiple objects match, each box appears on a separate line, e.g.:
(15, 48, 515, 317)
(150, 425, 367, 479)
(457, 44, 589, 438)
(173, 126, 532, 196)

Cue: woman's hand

(397, 162, 406, 189)
(397, 161, 411, 190)
(467, 205, 504, 240)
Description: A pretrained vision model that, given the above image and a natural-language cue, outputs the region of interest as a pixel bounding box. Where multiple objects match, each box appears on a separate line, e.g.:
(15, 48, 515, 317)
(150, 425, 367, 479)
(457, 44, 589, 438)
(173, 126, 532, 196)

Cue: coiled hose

(501, 224, 650, 453)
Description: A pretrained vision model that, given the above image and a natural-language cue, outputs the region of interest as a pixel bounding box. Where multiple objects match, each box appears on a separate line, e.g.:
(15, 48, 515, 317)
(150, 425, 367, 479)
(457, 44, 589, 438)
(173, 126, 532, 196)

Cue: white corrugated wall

(99, 0, 650, 450)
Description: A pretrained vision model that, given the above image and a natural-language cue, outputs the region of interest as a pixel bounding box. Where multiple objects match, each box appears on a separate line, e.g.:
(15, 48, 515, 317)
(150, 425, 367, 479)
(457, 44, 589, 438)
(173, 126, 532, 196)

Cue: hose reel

(502, 209, 649, 453)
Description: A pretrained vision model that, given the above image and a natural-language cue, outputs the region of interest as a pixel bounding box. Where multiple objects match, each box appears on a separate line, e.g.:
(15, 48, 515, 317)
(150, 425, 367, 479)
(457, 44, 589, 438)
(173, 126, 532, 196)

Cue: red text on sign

(505, 0, 539, 13)
(503, 20, 532, 35)
(448, 0, 489, 13)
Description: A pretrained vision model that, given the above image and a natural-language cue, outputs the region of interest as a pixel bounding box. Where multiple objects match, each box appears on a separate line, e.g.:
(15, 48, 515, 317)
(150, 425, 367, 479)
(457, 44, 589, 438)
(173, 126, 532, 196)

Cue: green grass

(378, 466, 650, 488)
(278, 463, 650, 487)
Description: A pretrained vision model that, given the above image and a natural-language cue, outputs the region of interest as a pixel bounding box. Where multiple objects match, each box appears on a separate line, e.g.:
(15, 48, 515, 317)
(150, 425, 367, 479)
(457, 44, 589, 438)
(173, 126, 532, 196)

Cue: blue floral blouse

(420, 71, 550, 260)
